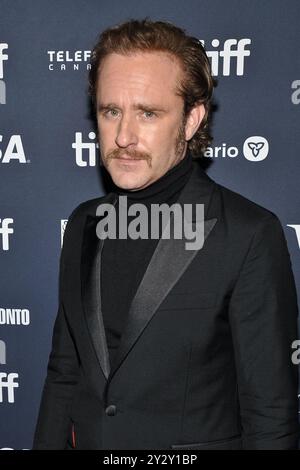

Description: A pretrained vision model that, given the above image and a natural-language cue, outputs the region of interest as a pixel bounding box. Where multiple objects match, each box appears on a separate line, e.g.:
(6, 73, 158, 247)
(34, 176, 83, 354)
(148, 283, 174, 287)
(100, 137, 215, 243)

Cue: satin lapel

(81, 192, 117, 380)
(108, 162, 218, 382)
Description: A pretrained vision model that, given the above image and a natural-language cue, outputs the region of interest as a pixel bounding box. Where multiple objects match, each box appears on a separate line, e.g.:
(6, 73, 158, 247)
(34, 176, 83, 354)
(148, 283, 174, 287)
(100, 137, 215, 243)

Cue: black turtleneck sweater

(101, 151, 193, 369)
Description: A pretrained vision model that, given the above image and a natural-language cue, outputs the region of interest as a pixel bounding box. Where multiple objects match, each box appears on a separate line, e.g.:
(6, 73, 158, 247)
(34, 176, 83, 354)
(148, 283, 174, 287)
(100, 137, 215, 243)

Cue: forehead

(97, 51, 183, 103)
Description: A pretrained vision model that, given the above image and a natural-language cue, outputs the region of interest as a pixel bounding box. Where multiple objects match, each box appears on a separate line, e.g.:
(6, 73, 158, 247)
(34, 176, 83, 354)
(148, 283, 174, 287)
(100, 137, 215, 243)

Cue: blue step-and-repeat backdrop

(0, 0, 299, 449)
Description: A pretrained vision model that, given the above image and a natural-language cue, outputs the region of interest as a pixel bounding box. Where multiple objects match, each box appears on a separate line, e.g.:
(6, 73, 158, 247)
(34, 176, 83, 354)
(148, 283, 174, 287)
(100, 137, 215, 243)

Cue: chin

(111, 173, 148, 191)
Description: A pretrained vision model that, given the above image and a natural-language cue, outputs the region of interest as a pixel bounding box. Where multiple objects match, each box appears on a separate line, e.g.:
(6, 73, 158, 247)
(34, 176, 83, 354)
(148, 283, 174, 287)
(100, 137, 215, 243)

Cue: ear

(185, 103, 205, 141)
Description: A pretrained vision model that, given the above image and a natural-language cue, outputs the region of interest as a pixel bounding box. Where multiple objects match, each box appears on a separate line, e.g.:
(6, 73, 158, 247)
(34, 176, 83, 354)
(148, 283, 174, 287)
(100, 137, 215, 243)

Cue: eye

(143, 111, 156, 119)
(104, 109, 119, 118)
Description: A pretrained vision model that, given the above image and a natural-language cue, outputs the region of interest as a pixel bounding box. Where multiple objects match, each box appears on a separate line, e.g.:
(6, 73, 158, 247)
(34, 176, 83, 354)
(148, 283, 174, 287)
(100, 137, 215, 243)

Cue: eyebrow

(97, 102, 167, 113)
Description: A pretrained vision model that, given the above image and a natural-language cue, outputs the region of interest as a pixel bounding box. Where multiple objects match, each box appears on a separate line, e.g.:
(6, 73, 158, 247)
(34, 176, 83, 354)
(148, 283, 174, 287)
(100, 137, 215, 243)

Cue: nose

(115, 114, 138, 148)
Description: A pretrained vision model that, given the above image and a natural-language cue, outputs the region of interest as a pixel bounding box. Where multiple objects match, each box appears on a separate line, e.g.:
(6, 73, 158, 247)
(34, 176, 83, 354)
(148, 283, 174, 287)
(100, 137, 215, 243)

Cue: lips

(117, 156, 142, 161)
(118, 157, 135, 160)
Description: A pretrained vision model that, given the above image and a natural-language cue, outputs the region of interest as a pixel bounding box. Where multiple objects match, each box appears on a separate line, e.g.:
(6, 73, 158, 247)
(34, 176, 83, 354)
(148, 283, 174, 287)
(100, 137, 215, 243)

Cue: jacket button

(105, 404, 117, 416)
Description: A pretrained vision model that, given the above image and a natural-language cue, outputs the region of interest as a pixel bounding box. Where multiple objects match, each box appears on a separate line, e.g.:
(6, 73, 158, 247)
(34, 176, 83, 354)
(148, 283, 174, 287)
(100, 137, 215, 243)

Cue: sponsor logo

(0, 308, 30, 326)
(47, 50, 91, 71)
(0, 373, 19, 403)
(243, 136, 269, 161)
(0, 43, 8, 104)
(204, 136, 269, 161)
(201, 38, 251, 76)
(73, 131, 100, 167)
(204, 143, 239, 158)
(0, 218, 14, 251)
(0, 342, 20, 404)
(0, 135, 28, 163)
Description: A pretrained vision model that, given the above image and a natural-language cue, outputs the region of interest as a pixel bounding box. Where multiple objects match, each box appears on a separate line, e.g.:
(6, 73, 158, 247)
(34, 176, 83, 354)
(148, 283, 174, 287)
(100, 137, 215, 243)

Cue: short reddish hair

(88, 18, 216, 157)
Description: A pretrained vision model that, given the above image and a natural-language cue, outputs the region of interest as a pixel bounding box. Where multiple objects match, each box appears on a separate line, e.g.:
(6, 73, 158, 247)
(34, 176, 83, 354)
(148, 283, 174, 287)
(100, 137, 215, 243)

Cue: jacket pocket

(170, 435, 242, 450)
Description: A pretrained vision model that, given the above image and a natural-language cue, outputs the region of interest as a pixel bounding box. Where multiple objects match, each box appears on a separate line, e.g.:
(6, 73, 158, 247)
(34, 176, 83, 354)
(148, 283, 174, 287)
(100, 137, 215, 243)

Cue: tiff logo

(72, 132, 100, 167)
(0, 373, 19, 403)
(201, 39, 251, 76)
(0, 43, 8, 104)
(0, 218, 14, 250)
(0, 339, 6, 364)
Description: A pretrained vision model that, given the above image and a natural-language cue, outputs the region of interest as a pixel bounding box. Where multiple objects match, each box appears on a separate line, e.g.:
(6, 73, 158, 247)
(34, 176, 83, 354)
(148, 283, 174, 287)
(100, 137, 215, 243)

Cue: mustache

(105, 148, 152, 164)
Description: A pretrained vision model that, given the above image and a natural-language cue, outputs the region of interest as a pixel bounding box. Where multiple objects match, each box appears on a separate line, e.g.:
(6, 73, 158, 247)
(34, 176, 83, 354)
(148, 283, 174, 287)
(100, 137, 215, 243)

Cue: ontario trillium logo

(243, 136, 269, 161)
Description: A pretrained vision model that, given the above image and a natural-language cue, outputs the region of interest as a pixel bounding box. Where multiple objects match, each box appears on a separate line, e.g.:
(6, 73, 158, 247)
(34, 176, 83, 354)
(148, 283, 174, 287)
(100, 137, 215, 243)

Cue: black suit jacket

(33, 161, 299, 450)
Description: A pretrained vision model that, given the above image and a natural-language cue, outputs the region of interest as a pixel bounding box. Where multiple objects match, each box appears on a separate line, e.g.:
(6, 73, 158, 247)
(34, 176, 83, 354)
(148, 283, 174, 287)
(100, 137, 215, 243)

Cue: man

(33, 19, 299, 450)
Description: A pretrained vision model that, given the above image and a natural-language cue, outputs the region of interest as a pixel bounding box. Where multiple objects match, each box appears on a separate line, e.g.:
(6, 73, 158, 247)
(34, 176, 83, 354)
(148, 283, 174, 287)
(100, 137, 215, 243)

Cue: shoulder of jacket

(67, 195, 107, 222)
(215, 181, 280, 227)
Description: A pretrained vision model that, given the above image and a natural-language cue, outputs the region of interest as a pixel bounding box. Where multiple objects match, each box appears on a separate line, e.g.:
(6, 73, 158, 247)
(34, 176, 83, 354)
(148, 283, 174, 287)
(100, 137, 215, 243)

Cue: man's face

(96, 51, 189, 191)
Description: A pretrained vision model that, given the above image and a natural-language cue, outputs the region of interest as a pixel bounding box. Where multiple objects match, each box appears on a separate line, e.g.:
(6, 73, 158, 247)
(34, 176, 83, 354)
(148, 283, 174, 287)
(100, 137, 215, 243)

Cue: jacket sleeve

(32, 207, 81, 449)
(228, 214, 299, 449)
